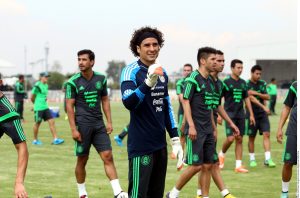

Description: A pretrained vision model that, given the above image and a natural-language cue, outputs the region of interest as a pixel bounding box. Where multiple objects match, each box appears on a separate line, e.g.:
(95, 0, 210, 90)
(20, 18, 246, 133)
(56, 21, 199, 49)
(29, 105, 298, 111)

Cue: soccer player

(267, 78, 277, 115)
(14, 74, 26, 121)
(276, 81, 297, 198)
(246, 65, 276, 167)
(66, 49, 128, 198)
(195, 50, 238, 198)
(31, 72, 64, 145)
(176, 63, 193, 150)
(0, 91, 29, 198)
(120, 26, 183, 198)
(167, 47, 218, 198)
(218, 59, 255, 173)
(114, 124, 129, 147)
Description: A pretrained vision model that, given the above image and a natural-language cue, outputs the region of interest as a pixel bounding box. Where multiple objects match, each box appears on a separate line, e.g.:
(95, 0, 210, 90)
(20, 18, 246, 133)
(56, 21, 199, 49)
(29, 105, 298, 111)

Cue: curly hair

(129, 26, 165, 57)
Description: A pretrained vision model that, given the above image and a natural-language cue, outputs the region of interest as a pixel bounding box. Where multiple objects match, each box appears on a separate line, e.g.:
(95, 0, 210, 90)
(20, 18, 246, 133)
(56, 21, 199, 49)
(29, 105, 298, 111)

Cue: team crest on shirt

(192, 154, 199, 162)
(141, 155, 151, 166)
(95, 81, 102, 90)
(285, 153, 291, 160)
(159, 75, 165, 83)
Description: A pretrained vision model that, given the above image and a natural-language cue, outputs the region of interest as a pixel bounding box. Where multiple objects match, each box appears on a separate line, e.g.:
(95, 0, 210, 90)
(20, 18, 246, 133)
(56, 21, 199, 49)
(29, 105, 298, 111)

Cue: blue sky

(0, 0, 297, 78)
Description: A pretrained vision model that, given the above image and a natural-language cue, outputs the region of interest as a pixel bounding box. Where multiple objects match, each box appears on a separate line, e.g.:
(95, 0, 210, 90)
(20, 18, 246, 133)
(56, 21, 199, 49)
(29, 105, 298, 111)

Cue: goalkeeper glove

(170, 137, 184, 171)
(115, 191, 128, 198)
(145, 63, 163, 88)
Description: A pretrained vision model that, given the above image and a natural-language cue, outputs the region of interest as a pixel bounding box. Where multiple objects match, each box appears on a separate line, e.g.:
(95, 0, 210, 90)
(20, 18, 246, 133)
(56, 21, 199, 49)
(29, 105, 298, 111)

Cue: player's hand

(230, 122, 240, 136)
(249, 115, 256, 126)
(188, 126, 197, 141)
(263, 106, 271, 115)
(217, 115, 223, 125)
(170, 137, 184, 171)
(106, 122, 113, 134)
(72, 130, 82, 142)
(15, 182, 28, 198)
(145, 63, 163, 88)
(248, 90, 258, 96)
(276, 129, 283, 144)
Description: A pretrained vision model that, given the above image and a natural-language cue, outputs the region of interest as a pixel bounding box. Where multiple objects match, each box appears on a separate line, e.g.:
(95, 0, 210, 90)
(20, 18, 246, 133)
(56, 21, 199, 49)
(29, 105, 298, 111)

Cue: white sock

(265, 151, 271, 161)
(197, 189, 202, 196)
(110, 179, 122, 196)
(221, 189, 229, 197)
(236, 160, 242, 168)
(170, 187, 180, 197)
(203, 196, 209, 198)
(77, 183, 88, 197)
(249, 153, 255, 161)
(219, 150, 225, 156)
(282, 181, 289, 192)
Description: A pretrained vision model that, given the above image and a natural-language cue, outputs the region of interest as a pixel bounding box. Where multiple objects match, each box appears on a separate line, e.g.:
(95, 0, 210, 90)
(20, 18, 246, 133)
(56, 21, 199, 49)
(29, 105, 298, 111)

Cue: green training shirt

(31, 81, 49, 111)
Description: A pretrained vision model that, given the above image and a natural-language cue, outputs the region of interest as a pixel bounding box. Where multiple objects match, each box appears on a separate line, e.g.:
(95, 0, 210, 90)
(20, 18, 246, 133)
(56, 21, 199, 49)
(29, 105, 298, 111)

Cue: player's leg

(33, 110, 42, 144)
(281, 135, 296, 197)
(95, 126, 127, 197)
(260, 116, 275, 167)
(75, 125, 92, 198)
(45, 109, 64, 144)
(234, 118, 248, 173)
(247, 117, 257, 167)
(218, 120, 235, 169)
(147, 147, 168, 198)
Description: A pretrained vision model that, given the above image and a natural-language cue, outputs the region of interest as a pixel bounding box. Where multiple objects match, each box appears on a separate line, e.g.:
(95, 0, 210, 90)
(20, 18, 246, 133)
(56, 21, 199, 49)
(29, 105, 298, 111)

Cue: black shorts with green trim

(225, 118, 245, 137)
(282, 135, 297, 165)
(0, 117, 26, 144)
(246, 115, 270, 137)
(74, 125, 111, 156)
(185, 133, 215, 165)
(34, 109, 53, 123)
(128, 147, 167, 198)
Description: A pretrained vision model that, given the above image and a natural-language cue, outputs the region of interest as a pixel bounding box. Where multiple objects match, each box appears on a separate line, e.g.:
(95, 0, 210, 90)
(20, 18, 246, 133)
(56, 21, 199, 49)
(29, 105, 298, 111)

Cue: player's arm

(244, 97, 255, 126)
(14, 141, 28, 198)
(217, 105, 240, 136)
(248, 95, 270, 114)
(276, 105, 291, 144)
(16, 83, 25, 94)
(65, 83, 81, 142)
(211, 110, 217, 140)
(101, 80, 113, 134)
(248, 90, 270, 100)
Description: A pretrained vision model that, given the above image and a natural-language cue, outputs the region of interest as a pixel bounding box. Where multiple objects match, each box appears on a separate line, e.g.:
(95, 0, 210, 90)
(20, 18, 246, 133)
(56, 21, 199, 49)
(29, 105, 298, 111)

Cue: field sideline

(0, 100, 297, 197)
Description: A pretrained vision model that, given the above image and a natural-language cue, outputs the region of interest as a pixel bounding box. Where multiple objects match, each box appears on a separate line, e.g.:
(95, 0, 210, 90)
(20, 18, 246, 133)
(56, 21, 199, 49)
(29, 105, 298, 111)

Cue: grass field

(0, 100, 297, 197)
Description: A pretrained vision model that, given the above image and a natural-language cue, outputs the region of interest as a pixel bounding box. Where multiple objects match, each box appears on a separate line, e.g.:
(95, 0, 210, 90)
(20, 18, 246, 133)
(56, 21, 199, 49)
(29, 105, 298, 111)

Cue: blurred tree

(105, 60, 126, 89)
(47, 72, 65, 90)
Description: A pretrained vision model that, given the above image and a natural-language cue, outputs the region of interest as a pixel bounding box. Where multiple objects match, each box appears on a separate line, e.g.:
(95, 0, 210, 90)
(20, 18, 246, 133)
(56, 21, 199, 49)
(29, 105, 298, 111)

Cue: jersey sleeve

(284, 83, 297, 108)
(65, 82, 76, 99)
(100, 77, 108, 97)
(120, 66, 151, 110)
(261, 81, 267, 94)
(242, 81, 249, 98)
(31, 85, 40, 95)
(176, 79, 183, 95)
(183, 77, 197, 100)
(15, 82, 24, 94)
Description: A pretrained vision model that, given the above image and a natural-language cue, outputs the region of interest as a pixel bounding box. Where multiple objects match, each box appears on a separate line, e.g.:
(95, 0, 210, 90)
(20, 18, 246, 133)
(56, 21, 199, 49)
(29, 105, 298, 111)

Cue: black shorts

(75, 125, 111, 156)
(0, 118, 26, 144)
(282, 135, 297, 165)
(34, 109, 53, 123)
(128, 147, 167, 198)
(225, 118, 245, 137)
(185, 133, 215, 165)
(246, 115, 270, 137)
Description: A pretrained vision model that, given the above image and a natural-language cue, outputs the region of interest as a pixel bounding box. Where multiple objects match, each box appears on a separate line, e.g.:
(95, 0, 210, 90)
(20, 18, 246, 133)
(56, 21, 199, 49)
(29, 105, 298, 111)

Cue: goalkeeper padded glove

(115, 191, 128, 198)
(145, 63, 163, 88)
(170, 137, 184, 171)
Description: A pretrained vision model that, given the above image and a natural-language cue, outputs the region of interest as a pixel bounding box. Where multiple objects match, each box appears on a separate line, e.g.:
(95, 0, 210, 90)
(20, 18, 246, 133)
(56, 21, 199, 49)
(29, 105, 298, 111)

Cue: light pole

(45, 42, 49, 72)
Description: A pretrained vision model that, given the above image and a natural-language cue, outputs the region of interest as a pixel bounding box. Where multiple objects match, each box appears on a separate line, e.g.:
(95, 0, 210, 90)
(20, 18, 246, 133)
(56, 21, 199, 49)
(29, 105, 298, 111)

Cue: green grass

(0, 101, 296, 197)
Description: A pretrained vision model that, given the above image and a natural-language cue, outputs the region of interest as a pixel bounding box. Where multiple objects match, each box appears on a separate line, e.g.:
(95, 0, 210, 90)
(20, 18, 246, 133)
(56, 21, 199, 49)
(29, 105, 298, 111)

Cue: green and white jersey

(0, 91, 19, 122)
(246, 79, 268, 116)
(222, 76, 248, 119)
(183, 70, 214, 134)
(31, 81, 49, 111)
(66, 72, 108, 127)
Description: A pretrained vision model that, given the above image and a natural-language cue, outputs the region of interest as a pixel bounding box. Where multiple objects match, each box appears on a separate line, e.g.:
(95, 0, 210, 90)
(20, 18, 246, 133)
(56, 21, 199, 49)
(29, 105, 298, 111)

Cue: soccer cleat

(264, 159, 276, 167)
(280, 192, 288, 198)
(52, 138, 64, 145)
(249, 160, 257, 167)
(235, 166, 249, 173)
(218, 154, 225, 169)
(114, 135, 123, 147)
(224, 193, 236, 198)
(32, 139, 43, 145)
(195, 195, 202, 198)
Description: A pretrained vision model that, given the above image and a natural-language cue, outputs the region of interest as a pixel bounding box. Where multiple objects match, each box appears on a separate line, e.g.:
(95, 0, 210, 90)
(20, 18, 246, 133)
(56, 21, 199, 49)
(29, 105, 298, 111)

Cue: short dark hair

(251, 65, 262, 73)
(77, 49, 95, 61)
(231, 59, 243, 68)
(183, 63, 193, 70)
(216, 50, 224, 55)
(271, 78, 276, 82)
(130, 26, 164, 57)
(197, 47, 217, 66)
(18, 74, 24, 80)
